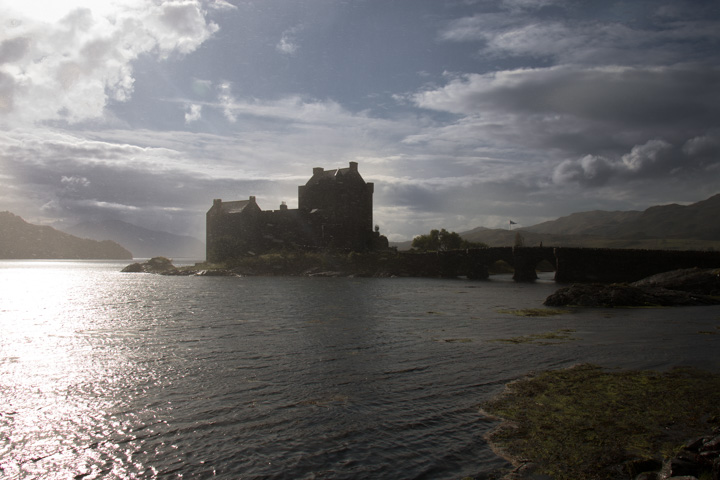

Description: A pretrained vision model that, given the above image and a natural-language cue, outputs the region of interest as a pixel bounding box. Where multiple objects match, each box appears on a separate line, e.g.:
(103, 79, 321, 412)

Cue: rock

(543, 283, 720, 307)
(632, 268, 720, 296)
(640, 431, 720, 480)
(625, 458, 663, 477)
(121, 262, 144, 273)
(307, 271, 346, 277)
(666, 452, 704, 478)
(700, 435, 720, 452)
(121, 256, 180, 274)
(194, 269, 237, 276)
(634, 473, 660, 480)
(544, 267, 720, 307)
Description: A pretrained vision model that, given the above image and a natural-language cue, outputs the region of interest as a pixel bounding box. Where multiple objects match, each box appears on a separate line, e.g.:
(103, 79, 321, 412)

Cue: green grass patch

(497, 308, 571, 317)
(483, 364, 720, 479)
(491, 329, 576, 345)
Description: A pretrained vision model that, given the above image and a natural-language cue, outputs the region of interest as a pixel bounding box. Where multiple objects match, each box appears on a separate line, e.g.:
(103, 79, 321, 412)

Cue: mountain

(522, 210, 642, 236)
(0, 212, 132, 259)
(393, 193, 720, 251)
(525, 194, 720, 241)
(67, 219, 205, 259)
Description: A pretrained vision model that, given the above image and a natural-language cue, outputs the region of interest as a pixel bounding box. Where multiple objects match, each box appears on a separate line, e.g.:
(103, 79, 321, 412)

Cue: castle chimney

(280, 201, 288, 211)
(349, 161, 358, 171)
(313, 167, 324, 175)
(249, 196, 256, 203)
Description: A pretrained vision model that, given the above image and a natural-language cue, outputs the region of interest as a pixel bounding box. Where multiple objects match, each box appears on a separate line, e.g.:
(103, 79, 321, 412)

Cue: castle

(206, 162, 388, 262)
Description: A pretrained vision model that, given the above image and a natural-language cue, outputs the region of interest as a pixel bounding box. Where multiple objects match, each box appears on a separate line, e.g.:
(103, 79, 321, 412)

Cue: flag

(509, 220, 517, 225)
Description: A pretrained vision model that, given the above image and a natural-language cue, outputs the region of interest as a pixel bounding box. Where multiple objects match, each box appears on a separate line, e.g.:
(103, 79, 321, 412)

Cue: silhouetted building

(206, 162, 387, 261)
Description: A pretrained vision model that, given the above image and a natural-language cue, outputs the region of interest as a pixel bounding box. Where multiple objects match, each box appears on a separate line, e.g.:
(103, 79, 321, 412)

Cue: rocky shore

(121, 256, 369, 277)
(544, 268, 720, 307)
(120, 253, 497, 278)
(483, 365, 720, 480)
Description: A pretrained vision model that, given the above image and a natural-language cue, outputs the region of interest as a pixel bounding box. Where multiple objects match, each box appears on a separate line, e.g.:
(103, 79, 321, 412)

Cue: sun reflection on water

(0, 261, 152, 479)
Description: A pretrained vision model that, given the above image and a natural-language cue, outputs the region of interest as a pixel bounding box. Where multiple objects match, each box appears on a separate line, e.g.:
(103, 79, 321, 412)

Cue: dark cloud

(414, 65, 720, 132)
(0, 36, 30, 64)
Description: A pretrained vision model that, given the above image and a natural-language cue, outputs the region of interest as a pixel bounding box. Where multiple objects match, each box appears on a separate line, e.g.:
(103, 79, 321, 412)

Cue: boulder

(632, 268, 720, 296)
(543, 283, 720, 307)
(121, 257, 179, 274)
(544, 268, 720, 307)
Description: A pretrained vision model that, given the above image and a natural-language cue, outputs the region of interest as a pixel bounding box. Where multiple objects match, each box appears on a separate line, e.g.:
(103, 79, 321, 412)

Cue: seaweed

(483, 364, 720, 479)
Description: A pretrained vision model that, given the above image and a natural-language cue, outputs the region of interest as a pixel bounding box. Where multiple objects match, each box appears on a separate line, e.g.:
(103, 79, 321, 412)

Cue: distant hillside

(393, 193, 720, 251)
(67, 219, 205, 259)
(523, 210, 642, 236)
(0, 212, 132, 259)
(525, 194, 720, 241)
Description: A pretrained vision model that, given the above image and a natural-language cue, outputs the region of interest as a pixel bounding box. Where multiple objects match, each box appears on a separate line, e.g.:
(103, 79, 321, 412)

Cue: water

(1, 261, 719, 479)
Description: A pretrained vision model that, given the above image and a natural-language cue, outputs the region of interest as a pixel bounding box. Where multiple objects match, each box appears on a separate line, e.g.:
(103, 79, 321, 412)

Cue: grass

(483, 364, 720, 479)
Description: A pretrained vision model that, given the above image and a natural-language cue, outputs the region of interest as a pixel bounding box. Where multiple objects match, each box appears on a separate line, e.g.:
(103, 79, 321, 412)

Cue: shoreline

(119, 254, 518, 279)
(122, 257, 720, 307)
(482, 364, 720, 480)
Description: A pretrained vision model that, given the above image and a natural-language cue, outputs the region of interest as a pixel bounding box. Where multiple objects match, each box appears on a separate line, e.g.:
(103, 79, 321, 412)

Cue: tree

(412, 228, 487, 251)
(412, 229, 441, 251)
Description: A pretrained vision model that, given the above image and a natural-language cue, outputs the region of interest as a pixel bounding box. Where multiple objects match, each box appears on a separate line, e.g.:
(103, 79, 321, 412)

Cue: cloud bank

(0, 0, 218, 125)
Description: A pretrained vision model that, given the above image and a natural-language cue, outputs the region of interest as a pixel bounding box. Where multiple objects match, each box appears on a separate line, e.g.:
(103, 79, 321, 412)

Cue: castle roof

(219, 200, 254, 214)
(305, 162, 364, 186)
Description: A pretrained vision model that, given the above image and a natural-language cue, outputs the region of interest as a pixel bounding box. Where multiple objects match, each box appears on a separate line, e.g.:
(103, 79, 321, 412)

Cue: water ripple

(2, 263, 720, 478)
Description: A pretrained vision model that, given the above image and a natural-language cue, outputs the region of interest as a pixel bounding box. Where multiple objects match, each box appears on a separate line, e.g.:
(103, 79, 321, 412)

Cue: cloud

(410, 64, 720, 159)
(0, 127, 228, 233)
(185, 103, 202, 123)
(217, 82, 237, 123)
(551, 135, 720, 187)
(552, 154, 616, 186)
(413, 65, 719, 125)
(440, 4, 720, 66)
(207, 0, 237, 12)
(276, 32, 299, 55)
(0, 1, 218, 125)
(0, 92, 422, 233)
(682, 132, 720, 161)
(620, 139, 673, 173)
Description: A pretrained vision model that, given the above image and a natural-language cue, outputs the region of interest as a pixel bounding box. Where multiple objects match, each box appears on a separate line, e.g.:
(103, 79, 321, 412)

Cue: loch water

(2, 260, 720, 479)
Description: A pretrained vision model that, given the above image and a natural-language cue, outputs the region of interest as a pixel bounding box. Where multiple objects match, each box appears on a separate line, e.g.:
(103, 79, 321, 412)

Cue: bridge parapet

(397, 246, 720, 282)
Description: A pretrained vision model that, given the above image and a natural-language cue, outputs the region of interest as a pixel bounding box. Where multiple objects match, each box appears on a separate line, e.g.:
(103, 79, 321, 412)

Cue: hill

(522, 210, 642, 236)
(0, 212, 132, 259)
(67, 219, 205, 259)
(393, 193, 720, 251)
(526, 194, 720, 240)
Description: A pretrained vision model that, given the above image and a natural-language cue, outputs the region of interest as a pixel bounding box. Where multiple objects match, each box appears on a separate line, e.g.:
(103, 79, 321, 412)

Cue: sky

(1, 0, 719, 242)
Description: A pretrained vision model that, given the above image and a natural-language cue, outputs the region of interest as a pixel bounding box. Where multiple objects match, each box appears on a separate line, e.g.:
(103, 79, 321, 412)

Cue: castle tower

(298, 162, 374, 250)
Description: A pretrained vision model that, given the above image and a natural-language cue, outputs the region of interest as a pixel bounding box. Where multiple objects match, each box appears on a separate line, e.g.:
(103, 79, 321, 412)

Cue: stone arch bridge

(399, 247, 720, 282)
